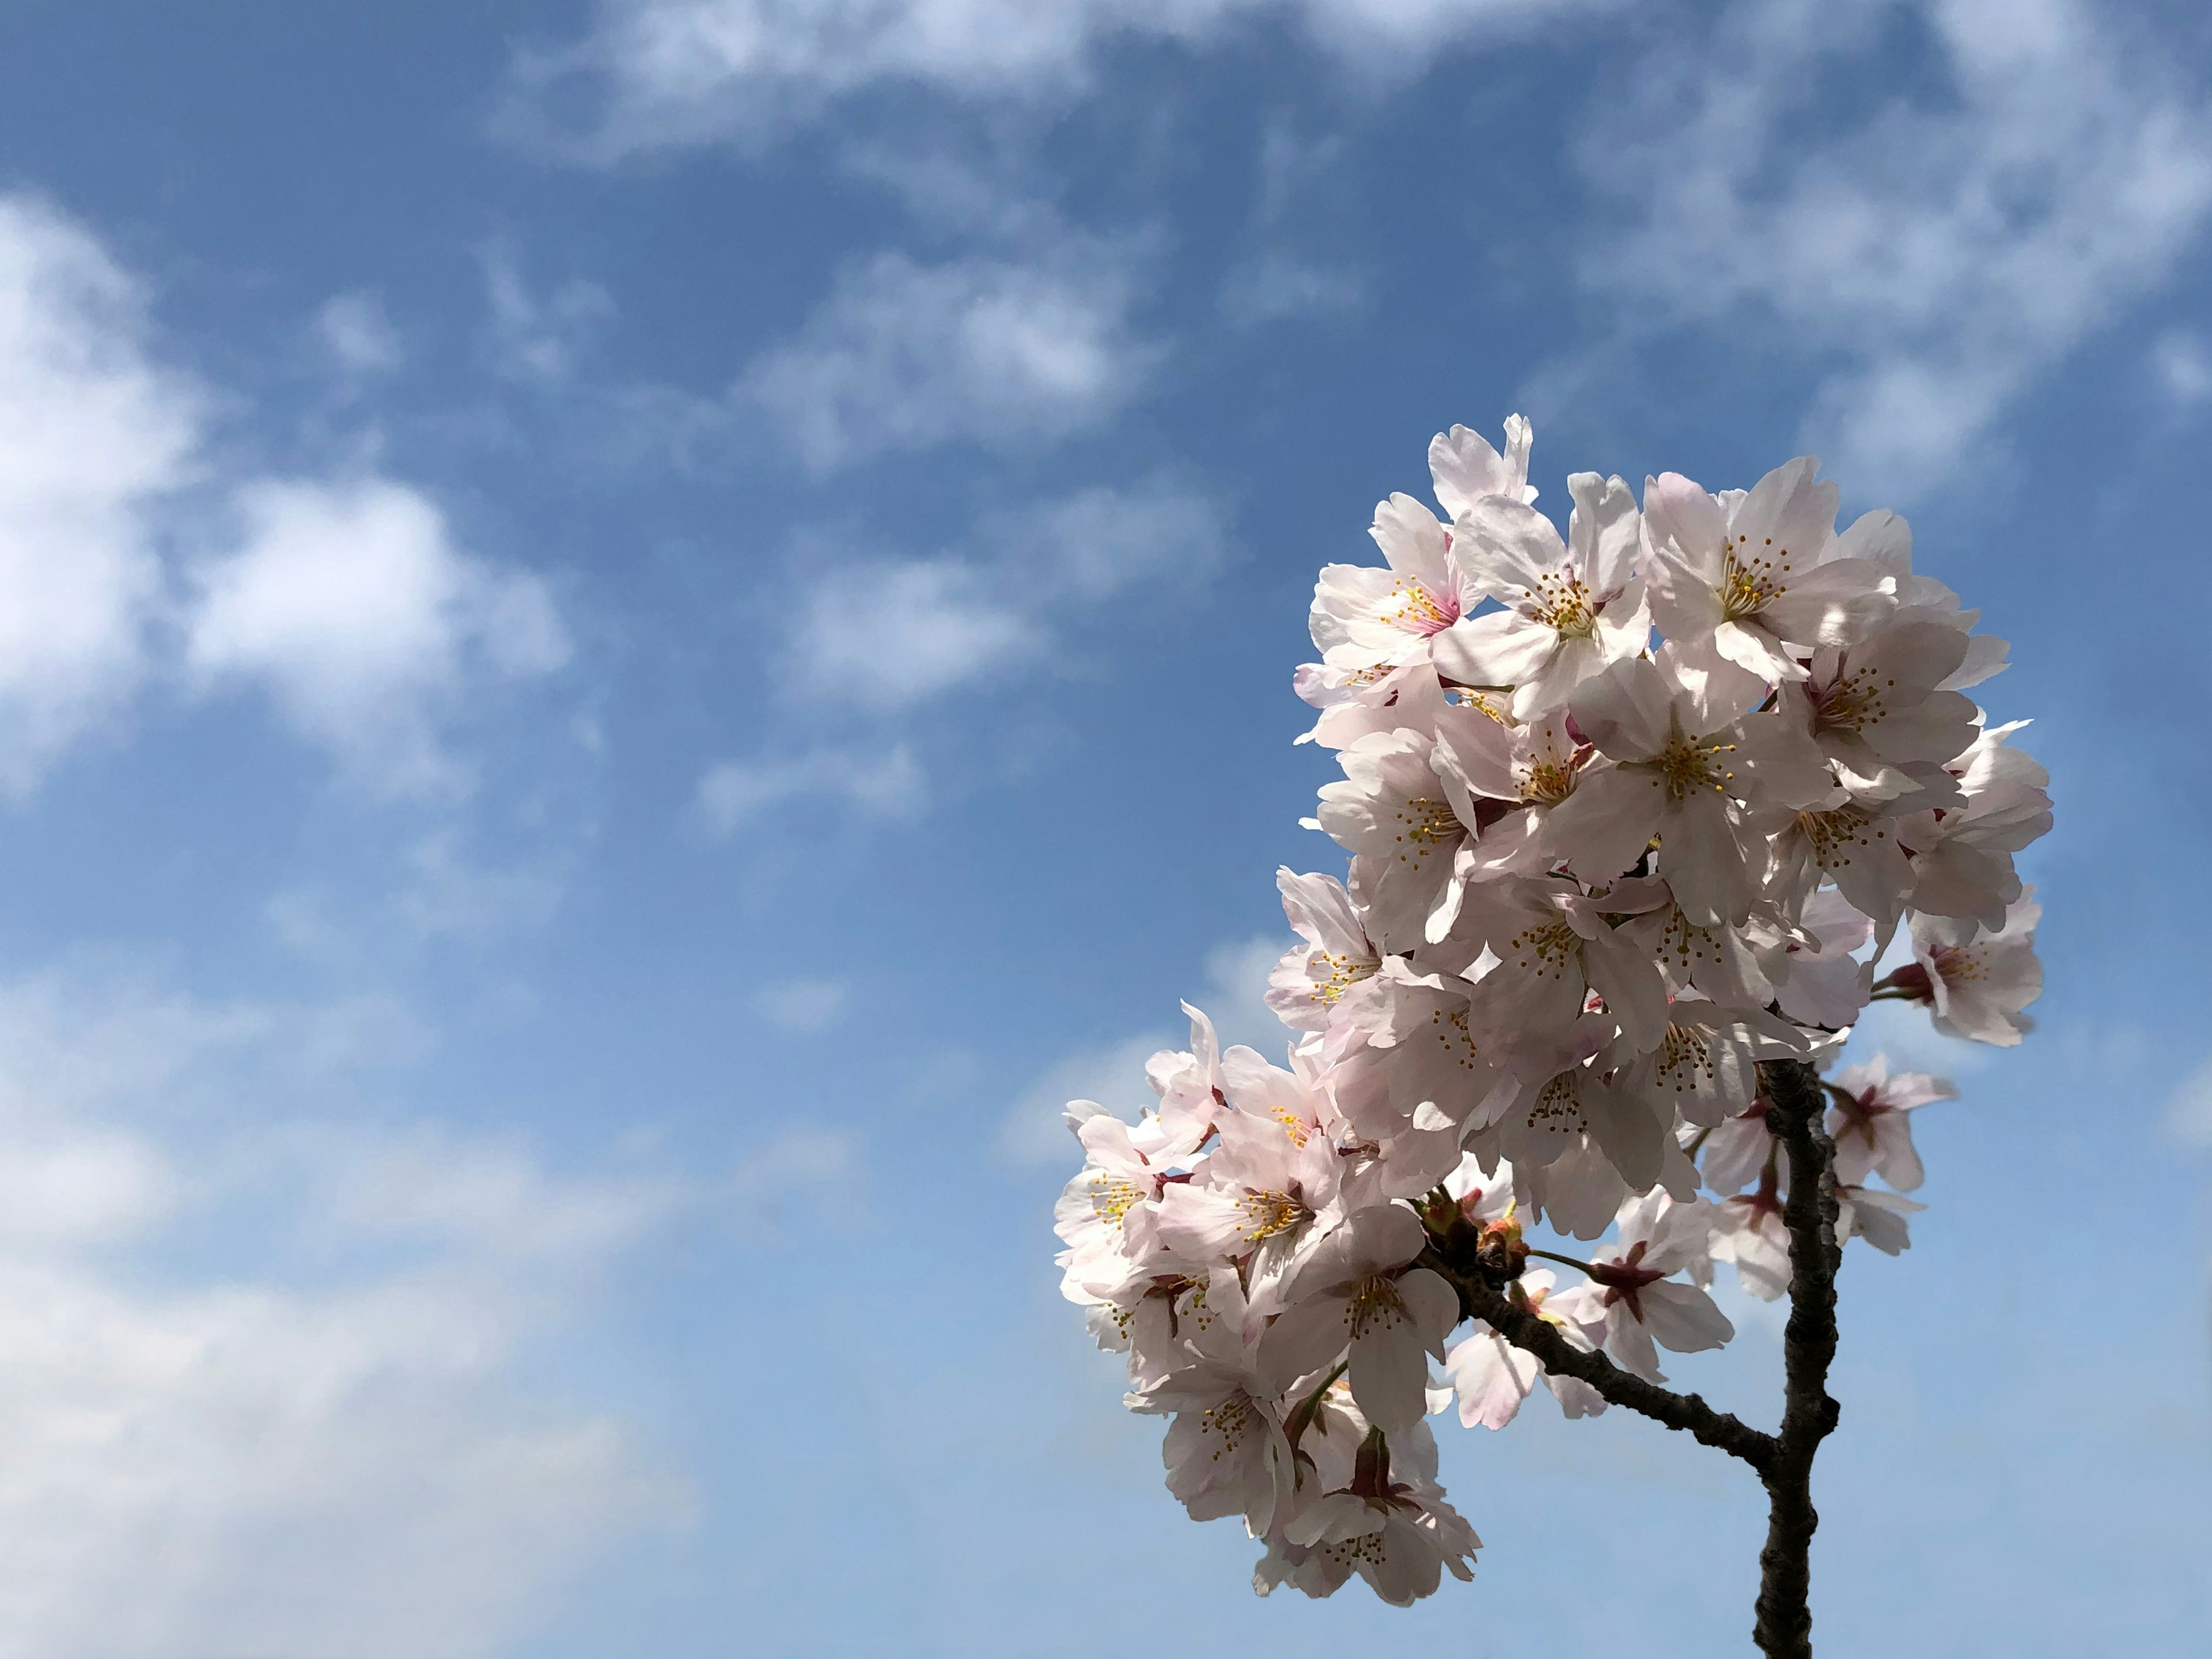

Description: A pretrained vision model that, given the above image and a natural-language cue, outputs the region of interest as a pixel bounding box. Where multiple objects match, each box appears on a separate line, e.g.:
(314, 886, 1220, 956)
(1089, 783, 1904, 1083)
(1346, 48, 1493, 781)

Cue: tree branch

(1752, 1057, 1845, 1659)
(1417, 1247, 1777, 1472)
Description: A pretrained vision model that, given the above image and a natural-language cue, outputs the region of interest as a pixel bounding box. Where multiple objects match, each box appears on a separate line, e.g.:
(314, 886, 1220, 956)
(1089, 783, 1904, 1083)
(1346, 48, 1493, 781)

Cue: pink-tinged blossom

(1696, 1097, 1777, 1197)
(1428, 703, 1591, 888)
(1899, 888, 2043, 1047)
(1453, 876, 1671, 1062)
(1896, 720, 2051, 931)
(1053, 1107, 1171, 1273)
(1780, 621, 1980, 798)
(1642, 457, 1893, 683)
(1624, 891, 1777, 1006)
(1830, 507, 2010, 690)
(1427, 415, 1535, 520)
(1293, 657, 1450, 751)
(1313, 729, 1468, 950)
(1567, 1191, 1734, 1380)
(1267, 868, 1384, 1035)
(1550, 646, 1832, 926)
(1154, 1049, 1345, 1312)
(1825, 1054, 1954, 1191)
(1608, 997, 1805, 1131)
(1267, 1424, 1480, 1605)
(1486, 1029, 1670, 1195)
(1054, 418, 2054, 1605)
(1430, 473, 1649, 719)
(1139, 1361, 1296, 1534)
(1766, 782, 1920, 929)
(1761, 888, 1876, 1030)
(1444, 1268, 1607, 1428)
(1260, 1204, 1459, 1434)
(1710, 1161, 1791, 1301)
(1310, 495, 1474, 673)
(1836, 1183, 1923, 1254)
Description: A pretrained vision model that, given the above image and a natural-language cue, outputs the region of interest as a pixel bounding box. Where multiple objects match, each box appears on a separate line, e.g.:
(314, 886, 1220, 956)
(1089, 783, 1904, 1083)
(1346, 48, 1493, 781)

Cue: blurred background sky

(0, 1, 2205, 1653)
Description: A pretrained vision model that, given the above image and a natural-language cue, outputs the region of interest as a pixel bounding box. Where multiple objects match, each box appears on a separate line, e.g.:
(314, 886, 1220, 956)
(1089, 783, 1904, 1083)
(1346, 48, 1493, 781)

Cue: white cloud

(0, 194, 196, 793)
(187, 477, 573, 797)
(1580, 0, 2212, 499)
(783, 476, 1226, 711)
(2150, 328, 2212, 407)
(518, 0, 1606, 156)
(755, 977, 850, 1032)
(997, 930, 1291, 1163)
(0, 971, 685, 1658)
(743, 250, 1152, 471)
(316, 289, 402, 374)
(1218, 252, 1362, 328)
(481, 245, 616, 383)
(787, 558, 1039, 706)
(2165, 1053, 2212, 1148)
(986, 475, 1229, 603)
(692, 742, 925, 836)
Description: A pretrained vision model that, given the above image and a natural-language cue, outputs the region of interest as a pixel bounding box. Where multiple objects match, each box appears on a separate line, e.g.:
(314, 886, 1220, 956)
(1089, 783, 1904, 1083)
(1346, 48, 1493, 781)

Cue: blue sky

(0, 1, 2205, 1653)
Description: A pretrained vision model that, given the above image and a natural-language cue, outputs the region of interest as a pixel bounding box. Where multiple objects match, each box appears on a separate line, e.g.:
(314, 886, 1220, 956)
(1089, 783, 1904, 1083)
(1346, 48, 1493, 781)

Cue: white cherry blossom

(1570, 1191, 1734, 1380)
(1643, 457, 1893, 682)
(1054, 419, 2051, 1608)
(1825, 1054, 1955, 1191)
(1550, 645, 1831, 925)
(1430, 473, 1649, 718)
(1902, 888, 2043, 1047)
(1259, 1204, 1459, 1434)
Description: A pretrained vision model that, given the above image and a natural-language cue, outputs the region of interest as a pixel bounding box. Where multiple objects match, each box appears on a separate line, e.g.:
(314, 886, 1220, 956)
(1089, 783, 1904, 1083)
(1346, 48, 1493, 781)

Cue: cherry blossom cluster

(1054, 418, 2050, 1605)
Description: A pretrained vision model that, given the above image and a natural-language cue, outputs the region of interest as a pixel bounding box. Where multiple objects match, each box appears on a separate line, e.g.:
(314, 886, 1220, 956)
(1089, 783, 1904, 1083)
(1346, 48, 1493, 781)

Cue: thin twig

(1416, 1247, 1777, 1472)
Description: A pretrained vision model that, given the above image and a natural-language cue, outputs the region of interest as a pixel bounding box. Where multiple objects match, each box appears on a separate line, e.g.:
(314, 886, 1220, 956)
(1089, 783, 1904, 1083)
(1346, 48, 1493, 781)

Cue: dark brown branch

(1752, 1057, 1846, 1659)
(1417, 1247, 1777, 1472)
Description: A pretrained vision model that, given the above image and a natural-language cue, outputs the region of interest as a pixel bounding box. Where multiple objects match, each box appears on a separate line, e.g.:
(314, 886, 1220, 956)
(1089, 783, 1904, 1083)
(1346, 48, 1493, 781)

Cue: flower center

(1424, 1004, 1484, 1071)
(1381, 577, 1459, 637)
(1524, 570, 1597, 637)
(1930, 943, 1985, 984)
(1813, 662, 1895, 736)
(1506, 920, 1583, 979)
(1792, 804, 1885, 870)
(1346, 1275, 1411, 1340)
(1092, 1177, 1145, 1229)
(1718, 533, 1794, 620)
(1651, 732, 1737, 800)
(1525, 1071, 1589, 1135)
(1237, 1189, 1312, 1243)
(1312, 949, 1378, 1008)
(1653, 1022, 1713, 1092)
(1391, 796, 1462, 864)
(1199, 1392, 1258, 1459)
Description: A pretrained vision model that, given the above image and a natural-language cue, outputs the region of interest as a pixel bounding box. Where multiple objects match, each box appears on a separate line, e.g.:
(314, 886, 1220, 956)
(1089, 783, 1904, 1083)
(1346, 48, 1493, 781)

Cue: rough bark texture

(1751, 1056, 1844, 1659)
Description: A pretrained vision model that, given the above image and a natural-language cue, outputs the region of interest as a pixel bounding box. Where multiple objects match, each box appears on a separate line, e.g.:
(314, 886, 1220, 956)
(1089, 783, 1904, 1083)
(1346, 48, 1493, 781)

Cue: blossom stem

(1522, 1247, 1600, 1275)
(1416, 1245, 1777, 1469)
(1751, 1056, 1844, 1659)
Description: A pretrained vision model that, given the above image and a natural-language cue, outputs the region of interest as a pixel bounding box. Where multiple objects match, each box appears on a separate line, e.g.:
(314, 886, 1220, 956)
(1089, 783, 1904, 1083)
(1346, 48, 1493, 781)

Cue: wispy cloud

(782, 475, 1226, 711)
(743, 249, 1153, 471)
(1578, 0, 2212, 498)
(509, 0, 1613, 158)
(692, 743, 925, 836)
(755, 978, 849, 1032)
(316, 289, 403, 376)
